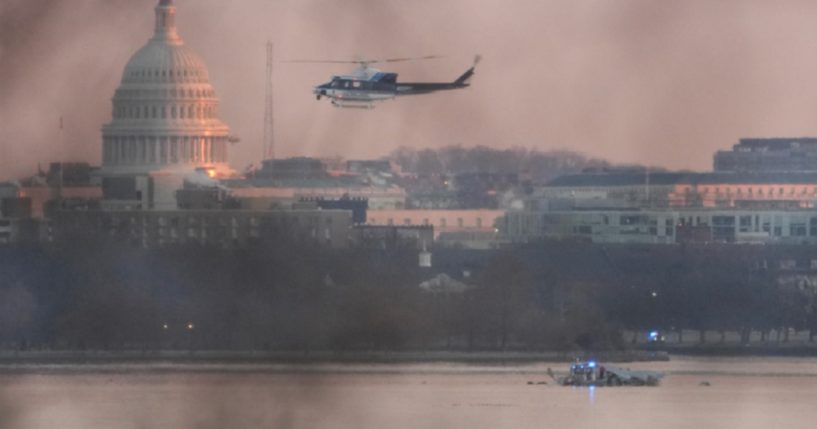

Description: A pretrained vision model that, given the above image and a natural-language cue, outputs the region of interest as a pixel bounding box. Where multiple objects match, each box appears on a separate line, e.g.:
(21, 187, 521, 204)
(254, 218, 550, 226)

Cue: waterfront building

(366, 209, 505, 248)
(55, 209, 353, 249)
(502, 207, 817, 245)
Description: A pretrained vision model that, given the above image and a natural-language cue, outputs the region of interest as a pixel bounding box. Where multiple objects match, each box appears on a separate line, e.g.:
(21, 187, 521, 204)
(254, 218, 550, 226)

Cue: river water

(1, 356, 817, 428)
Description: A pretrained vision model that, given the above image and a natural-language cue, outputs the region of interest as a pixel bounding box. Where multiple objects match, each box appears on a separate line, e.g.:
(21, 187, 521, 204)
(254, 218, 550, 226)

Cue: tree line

(388, 145, 615, 183)
(1, 239, 817, 352)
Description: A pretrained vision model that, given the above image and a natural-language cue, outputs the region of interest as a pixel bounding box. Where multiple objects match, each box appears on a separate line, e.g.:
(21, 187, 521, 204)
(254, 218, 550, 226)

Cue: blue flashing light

(588, 361, 597, 368)
(649, 330, 659, 340)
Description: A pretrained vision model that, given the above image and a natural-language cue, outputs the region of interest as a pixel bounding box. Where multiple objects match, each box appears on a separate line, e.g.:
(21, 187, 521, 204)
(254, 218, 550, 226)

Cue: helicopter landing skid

(331, 100, 374, 109)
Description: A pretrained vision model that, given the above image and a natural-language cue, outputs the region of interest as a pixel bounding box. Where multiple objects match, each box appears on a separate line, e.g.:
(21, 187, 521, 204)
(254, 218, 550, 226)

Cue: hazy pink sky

(4, 0, 817, 180)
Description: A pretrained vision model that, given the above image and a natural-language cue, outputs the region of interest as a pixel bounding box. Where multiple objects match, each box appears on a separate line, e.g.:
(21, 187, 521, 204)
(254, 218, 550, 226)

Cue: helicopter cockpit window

(343, 81, 351, 88)
(330, 79, 341, 88)
(352, 81, 362, 88)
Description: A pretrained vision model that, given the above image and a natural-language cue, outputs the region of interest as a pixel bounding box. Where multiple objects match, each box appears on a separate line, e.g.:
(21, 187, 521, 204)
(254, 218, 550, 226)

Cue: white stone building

(101, 0, 232, 210)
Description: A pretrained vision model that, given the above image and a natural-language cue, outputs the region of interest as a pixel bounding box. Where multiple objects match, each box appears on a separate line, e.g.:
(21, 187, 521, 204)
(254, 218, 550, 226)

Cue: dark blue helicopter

(291, 55, 480, 109)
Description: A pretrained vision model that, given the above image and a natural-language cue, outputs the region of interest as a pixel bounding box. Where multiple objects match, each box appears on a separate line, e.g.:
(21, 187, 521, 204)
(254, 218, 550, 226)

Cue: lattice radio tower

(263, 41, 275, 161)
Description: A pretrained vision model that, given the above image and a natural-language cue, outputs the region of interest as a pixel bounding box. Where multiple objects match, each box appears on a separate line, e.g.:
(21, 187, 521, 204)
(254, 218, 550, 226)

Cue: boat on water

(547, 360, 664, 386)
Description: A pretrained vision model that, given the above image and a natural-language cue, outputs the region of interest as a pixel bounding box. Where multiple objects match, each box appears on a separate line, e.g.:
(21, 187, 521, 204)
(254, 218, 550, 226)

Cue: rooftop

(546, 171, 817, 187)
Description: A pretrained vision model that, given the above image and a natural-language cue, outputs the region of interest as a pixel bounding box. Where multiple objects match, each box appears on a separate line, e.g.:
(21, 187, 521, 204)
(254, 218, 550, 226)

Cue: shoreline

(0, 349, 668, 366)
(3, 346, 817, 367)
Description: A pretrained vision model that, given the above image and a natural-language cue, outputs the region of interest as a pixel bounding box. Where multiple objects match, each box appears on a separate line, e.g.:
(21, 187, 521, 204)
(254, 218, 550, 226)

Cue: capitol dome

(102, 0, 231, 176)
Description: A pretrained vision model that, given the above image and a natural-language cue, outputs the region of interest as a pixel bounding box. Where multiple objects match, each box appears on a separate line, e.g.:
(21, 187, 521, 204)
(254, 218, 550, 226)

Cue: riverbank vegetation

(2, 239, 817, 353)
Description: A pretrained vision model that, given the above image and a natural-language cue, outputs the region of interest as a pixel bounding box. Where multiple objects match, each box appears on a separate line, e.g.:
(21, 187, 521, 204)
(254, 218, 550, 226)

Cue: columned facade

(101, 0, 231, 176)
(102, 135, 228, 166)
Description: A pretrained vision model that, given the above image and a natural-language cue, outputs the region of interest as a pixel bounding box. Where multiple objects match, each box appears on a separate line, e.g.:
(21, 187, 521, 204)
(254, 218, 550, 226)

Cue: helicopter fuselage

(314, 77, 398, 104)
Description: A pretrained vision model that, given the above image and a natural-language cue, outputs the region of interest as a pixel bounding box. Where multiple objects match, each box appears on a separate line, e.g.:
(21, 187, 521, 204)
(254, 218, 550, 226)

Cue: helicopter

(289, 55, 480, 109)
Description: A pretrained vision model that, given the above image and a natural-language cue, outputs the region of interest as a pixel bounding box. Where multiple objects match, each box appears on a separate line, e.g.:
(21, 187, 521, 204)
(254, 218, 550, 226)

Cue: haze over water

(2, 357, 817, 429)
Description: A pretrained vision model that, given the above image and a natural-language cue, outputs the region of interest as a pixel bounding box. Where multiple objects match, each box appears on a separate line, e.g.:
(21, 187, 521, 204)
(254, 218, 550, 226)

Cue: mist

(5, 0, 817, 180)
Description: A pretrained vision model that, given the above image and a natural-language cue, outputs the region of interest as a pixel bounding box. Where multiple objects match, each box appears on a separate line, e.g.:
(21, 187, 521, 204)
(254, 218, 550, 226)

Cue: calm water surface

(2, 357, 817, 429)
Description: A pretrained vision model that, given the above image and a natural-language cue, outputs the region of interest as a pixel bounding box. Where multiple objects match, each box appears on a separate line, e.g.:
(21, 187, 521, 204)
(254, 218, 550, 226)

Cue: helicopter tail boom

(396, 55, 480, 95)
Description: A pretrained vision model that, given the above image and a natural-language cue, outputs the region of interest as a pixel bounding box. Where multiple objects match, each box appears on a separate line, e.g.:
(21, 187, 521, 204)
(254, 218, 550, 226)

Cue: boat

(547, 360, 664, 386)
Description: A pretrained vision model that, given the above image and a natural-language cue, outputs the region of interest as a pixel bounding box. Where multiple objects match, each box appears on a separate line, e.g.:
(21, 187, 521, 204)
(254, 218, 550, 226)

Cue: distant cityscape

(7, 1, 817, 253)
(8, 133, 817, 251)
(6, 0, 817, 353)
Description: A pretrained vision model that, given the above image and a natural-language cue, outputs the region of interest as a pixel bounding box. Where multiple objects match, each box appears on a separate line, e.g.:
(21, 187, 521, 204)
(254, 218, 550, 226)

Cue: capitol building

(101, 0, 232, 208)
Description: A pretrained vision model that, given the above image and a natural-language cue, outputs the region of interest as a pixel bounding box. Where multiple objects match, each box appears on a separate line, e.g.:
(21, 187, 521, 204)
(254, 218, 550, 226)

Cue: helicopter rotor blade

(283, 55, 442, 65)
(378, 55, 443, 63)
(283, 60, 367, 64)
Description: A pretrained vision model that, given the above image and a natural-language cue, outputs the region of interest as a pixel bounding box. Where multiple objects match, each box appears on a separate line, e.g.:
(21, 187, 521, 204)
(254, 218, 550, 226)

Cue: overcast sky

(4, 0, 817, 180)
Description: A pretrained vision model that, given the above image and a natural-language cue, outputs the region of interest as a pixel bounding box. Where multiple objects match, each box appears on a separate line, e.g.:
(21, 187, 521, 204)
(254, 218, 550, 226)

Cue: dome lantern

(154, 0, 180, 44)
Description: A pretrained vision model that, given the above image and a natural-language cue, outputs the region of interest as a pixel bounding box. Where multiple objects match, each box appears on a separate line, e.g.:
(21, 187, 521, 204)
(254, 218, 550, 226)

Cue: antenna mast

(263, 41, 275, 161)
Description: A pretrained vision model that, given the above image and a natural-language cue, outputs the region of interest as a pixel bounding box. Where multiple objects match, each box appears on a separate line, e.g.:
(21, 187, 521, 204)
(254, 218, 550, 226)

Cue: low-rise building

(714, 137, 817, 173)
(538, 170, 817, 210)
(54, 208, 354, 249)
(230, 157, 406, 210)
(350, 225, 434, 250)
(0, 191, 41, 245)
(366, 209, 505, 248)
(502, 207, 817, 245)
